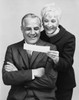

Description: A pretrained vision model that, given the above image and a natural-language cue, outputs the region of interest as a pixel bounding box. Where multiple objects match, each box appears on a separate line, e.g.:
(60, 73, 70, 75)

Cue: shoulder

(7, 40, 24, 49)
(40, 39, 57, 51)
(65, 31, 76, 43)
(60, 25, 76, 41)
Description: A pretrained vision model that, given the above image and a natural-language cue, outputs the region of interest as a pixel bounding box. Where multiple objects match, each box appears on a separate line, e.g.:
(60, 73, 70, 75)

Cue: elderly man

(2, 13, 58, 100)
(40, 3, 76, 100)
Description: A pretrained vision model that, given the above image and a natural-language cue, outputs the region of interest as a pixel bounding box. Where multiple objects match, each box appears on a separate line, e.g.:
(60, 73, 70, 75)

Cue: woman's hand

(46, 50, 59, 64)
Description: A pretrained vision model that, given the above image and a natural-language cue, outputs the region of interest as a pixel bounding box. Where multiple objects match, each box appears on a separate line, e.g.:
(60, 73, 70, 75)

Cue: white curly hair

(41, 3, 62, 21)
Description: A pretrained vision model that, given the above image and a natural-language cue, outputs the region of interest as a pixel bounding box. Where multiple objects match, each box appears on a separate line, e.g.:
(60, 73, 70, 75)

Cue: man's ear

(21, 26, 22, 31)
(40, 23, 44, 31)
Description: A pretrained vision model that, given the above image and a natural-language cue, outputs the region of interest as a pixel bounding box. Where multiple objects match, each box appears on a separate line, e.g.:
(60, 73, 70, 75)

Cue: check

(24, 43, 50, 53)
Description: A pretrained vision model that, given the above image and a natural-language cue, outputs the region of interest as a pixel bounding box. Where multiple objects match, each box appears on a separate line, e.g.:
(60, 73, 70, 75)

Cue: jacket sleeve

(2, 46, 32, 85)
(25, 58, 57, 89)
(55, 35, 76, 71)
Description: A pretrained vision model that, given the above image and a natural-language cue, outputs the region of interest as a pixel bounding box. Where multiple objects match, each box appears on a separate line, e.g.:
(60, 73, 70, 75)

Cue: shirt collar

(46, 27, 60, 37)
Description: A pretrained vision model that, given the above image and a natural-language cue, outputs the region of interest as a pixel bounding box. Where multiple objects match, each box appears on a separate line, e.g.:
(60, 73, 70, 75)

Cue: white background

(0, 0, 79, 100)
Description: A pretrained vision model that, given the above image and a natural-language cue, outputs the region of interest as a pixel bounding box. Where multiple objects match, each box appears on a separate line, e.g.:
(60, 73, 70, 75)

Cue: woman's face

(42, 12, 59, 37)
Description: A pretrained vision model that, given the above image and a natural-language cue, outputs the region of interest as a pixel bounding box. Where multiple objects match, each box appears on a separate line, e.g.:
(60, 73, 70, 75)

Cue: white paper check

(24, 43, 50, 53)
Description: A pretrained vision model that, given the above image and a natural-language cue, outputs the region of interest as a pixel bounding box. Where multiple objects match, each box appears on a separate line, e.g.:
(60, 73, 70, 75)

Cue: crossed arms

(2, 46, 57, 89)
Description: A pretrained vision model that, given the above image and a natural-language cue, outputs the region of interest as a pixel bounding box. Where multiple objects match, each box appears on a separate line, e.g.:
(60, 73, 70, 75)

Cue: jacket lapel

(30, 51, 39, 66)
(30, 39, 46, 67)
(18, 41, 29, 69)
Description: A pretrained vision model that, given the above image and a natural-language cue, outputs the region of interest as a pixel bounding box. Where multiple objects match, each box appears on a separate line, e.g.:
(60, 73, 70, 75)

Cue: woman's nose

(47, 22, 53, 27)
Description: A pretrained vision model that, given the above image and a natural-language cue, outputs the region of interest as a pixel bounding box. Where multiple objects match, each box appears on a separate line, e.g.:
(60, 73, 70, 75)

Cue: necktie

(27, 50, 32, 69)
(27, 50, 32, 60)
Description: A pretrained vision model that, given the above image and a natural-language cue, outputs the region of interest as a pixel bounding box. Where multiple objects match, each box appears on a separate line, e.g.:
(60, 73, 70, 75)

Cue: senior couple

(2, 3, 76, 100)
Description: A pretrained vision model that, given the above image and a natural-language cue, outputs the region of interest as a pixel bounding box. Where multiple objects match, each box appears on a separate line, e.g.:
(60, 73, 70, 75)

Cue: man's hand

(4, 62, 18, 72)
(32, 68, 45, 79)
(46, 50, 59, 64)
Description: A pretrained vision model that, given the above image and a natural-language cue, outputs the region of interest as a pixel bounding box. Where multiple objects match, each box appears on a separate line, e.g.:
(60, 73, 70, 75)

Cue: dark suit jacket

(40, 25, 76, 91)
(2, 39, 57, 100)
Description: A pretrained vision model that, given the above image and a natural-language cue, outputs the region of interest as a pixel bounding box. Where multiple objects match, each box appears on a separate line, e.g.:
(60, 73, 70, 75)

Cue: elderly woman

(40, 3, 76, 100)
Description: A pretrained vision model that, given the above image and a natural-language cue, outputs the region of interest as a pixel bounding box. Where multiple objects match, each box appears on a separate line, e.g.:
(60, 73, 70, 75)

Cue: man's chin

(27, 40, 38, 44)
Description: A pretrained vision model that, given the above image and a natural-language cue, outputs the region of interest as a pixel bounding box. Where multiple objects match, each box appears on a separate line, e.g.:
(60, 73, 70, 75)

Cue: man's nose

(31, 29, 35, 34)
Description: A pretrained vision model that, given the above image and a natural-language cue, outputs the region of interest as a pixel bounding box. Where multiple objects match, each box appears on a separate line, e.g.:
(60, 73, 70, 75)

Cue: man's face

(42, 12, 59, 37)
(22, 17, 41, 44)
